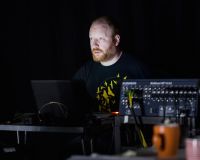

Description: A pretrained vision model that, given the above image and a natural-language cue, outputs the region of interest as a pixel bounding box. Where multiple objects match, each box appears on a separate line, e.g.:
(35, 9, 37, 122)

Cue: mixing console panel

(119, 79, 199, 117)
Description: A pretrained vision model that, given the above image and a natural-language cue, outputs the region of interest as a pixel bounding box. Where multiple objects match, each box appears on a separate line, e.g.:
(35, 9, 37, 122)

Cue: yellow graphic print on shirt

(96, 73, 127, 112)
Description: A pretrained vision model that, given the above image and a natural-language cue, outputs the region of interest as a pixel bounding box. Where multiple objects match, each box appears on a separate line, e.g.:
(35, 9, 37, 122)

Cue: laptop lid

(31, 80, 90, 126)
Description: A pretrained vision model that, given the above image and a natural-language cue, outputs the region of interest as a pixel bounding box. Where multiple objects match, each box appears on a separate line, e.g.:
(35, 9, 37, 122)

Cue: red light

(111, 111, 119, 116)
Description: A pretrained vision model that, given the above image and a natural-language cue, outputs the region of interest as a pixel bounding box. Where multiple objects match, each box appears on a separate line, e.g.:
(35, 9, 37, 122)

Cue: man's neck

(100, 51, 122, 66)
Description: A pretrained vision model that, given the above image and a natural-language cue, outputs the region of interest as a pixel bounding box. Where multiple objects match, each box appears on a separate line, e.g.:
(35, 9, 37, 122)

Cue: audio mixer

(119, 79, 199, 117)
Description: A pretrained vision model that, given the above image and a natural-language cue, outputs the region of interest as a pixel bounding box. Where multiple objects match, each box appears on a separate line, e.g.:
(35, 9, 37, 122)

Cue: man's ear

(114, 34, 120, 46)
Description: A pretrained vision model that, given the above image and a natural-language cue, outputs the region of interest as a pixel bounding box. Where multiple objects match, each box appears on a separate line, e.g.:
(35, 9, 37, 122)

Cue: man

(72, 16, 148, 154)
(73, 16, 146, 113)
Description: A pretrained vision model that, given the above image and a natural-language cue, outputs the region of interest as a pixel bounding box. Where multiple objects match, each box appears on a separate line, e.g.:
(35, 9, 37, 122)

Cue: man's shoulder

(120, 52, 140, 63)
(80, 60, 97, 69)
(120, 52, 150, 78)
(74, 60, 98, 76)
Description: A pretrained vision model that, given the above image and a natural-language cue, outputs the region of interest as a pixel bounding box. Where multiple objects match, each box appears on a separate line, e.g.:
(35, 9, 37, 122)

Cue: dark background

(1, 0, 200, 116)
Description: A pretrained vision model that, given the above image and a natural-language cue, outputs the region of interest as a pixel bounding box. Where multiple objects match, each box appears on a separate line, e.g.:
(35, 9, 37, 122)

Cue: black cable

(128, 97, 147, 148)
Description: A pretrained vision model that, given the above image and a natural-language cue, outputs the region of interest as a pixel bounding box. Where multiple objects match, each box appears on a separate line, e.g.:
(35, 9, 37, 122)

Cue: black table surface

(68, 149, 185, 160)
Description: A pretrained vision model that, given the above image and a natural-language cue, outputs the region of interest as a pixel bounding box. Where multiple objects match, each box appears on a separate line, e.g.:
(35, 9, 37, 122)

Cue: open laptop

(31, 80, 90, 126)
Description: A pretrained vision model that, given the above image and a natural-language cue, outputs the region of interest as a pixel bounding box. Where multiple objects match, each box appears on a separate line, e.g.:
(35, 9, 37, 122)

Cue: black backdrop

(1, 0, 200, 115)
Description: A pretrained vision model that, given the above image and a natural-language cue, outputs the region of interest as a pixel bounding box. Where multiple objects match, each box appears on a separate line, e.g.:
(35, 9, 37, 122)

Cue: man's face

(89, 23, 117, 62)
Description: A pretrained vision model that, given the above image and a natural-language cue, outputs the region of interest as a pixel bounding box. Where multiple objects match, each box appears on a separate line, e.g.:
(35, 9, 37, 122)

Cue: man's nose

(93, 39, 99, 47)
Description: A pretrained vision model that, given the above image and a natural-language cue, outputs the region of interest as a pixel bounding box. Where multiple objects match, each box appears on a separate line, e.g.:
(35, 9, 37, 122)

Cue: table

(0, 124, 86, 154)
(68, 148, 185, 160)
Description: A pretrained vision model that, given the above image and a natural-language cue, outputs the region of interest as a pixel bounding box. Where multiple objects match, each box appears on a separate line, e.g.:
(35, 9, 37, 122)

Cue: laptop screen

(31, 80, 90, 125)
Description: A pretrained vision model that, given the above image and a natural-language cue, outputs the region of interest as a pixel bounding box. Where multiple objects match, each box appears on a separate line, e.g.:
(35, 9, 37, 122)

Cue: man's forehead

(91, 22, 109, 30)
(89, 23, 112, 35)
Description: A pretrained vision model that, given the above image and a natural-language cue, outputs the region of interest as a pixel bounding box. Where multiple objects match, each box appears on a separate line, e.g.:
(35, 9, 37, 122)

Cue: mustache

(92, 48, 103, 52)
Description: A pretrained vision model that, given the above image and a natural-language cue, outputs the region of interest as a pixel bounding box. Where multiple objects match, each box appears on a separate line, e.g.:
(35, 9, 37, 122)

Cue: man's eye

(99, 37, 105, 41)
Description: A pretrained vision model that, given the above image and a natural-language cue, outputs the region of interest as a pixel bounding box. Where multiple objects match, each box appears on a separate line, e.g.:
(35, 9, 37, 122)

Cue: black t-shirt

(73, 53, 146, 113)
